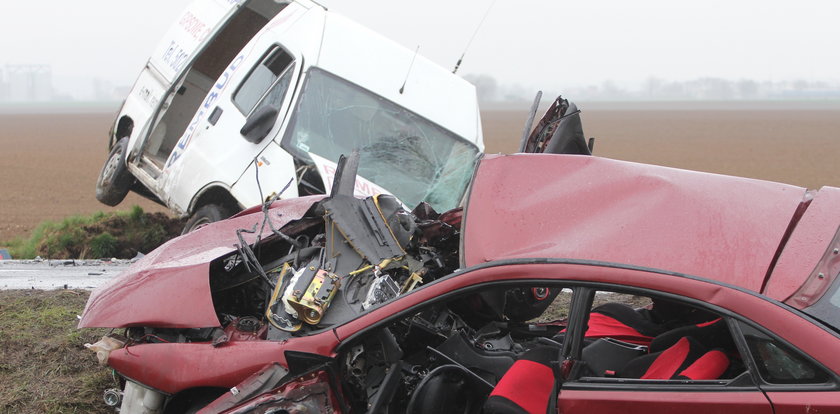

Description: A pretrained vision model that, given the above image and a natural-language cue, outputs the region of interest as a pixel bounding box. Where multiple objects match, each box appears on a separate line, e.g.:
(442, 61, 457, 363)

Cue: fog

(1, 0, 838, 101)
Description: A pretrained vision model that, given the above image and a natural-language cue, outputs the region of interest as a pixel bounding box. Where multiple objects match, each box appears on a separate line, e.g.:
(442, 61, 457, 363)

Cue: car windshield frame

(280, 67, 480, 211)
(790, 225, 840, 334)
(804, 274, 840, 333)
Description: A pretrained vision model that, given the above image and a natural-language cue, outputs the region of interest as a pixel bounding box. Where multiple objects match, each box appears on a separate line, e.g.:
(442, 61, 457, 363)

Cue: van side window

(251, 67, 294, 116)
(233, 46, 294, 115)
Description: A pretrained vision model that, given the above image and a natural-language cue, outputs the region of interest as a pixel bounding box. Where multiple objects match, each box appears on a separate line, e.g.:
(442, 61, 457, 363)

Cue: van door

(162, 44, 302, 213)
(131, 0, 290, 181)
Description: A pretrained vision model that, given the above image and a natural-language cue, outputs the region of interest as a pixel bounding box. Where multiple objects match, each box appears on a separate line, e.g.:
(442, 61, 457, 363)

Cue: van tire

(182, 204, 233, 234)
(95, 137, 133, 206)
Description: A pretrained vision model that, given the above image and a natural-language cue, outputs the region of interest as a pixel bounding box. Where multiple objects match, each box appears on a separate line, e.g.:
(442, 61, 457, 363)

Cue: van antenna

(399, 45, 421, 94)
(452, 0, 498, 74)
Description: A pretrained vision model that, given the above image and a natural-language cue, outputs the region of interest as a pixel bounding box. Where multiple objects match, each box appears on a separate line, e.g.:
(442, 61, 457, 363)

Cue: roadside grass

(0, 290, 112, 413)
(1, 206, 183, 260)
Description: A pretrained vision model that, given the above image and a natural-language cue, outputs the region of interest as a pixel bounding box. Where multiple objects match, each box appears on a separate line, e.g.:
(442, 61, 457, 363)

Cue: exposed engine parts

(204, 152, 465, 341)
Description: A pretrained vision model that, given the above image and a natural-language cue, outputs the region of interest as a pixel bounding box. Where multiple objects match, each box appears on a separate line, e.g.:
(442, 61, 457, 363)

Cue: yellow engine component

(400, 269, 426, 294)
(287, 267, 341, 325)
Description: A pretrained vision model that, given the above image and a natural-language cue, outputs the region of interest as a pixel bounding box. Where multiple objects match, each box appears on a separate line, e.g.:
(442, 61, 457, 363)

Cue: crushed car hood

(78, 196, 323, 329)
(463, 154, 810, 292)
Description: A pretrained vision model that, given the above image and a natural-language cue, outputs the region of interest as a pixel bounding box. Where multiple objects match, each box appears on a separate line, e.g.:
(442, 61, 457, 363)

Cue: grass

(0, 206, 183, 260)
(0, 290, 113, 413)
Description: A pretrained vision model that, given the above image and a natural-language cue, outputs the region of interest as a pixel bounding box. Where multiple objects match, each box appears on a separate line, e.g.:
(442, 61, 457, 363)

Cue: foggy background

(1, 0, 838, 104)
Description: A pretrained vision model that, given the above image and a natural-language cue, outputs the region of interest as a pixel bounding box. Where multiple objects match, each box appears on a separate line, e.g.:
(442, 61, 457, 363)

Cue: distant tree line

(464, 74, 840, 102)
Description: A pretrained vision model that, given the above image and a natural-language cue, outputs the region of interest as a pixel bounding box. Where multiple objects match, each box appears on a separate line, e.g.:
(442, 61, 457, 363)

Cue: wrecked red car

(80, 101, 840, 413)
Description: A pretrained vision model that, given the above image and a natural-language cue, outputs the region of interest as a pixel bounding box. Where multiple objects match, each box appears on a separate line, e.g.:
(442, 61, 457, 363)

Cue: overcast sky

(1, 0, 838, 95)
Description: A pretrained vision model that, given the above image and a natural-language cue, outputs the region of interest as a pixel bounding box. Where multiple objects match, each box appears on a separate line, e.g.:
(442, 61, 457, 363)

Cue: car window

(335, 283, 573, 413)
(737, 321, 831, 384)
(233, 45, 295, 115)
(570, 290, 744, 382)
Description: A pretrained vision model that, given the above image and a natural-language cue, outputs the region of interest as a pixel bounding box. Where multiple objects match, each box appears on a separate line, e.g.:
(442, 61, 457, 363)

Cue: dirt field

(1, 103, 839, 243)
(482, 103, 840, 188)
(0, 112, 169, 242)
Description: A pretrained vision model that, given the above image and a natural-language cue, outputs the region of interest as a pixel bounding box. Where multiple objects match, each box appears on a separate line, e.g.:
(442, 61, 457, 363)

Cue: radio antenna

(452, 0, 498, 74)
(399, 45, 420, 94)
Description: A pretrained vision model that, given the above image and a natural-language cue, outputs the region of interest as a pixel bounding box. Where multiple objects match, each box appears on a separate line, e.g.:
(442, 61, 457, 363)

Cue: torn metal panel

(207, 370, 340, 414)
(197, 363, 290, 413)
(520, 95, 591, 156)
(764, 186, 840, 302)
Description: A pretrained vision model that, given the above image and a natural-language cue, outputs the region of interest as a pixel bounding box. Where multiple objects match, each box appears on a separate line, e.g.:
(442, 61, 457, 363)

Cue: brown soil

(0, 112, 169, 242)
(482, 106, 840, 189)
(2, 105, 840, 244)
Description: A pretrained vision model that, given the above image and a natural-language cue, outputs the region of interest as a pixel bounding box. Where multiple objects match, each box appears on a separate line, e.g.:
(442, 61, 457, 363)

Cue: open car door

(133, 0, 290, 176)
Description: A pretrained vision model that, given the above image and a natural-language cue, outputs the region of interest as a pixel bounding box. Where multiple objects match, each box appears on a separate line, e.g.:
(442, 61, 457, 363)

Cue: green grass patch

(0, 290, 114, 413)
(1, 206, 184, 260)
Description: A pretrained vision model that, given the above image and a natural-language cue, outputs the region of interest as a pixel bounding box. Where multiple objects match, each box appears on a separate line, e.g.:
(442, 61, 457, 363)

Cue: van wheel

(96, 137, 134, 206)
(182, 204, 232, 234)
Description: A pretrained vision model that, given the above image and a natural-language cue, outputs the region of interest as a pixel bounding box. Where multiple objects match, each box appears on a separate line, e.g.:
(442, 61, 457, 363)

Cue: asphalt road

(0, 259, 132, 290)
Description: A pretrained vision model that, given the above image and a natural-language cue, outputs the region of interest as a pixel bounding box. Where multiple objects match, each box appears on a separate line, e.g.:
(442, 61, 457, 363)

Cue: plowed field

(2, 103, 839, 243)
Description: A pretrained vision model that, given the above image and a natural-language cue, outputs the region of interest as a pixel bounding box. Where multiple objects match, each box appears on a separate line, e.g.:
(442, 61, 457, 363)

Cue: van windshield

(281, 68, 479, 211)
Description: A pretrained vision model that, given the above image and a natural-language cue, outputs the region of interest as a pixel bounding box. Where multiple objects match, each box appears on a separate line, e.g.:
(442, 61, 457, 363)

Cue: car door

(162, 43, 302, 212)
(131, 0, 281, 178)
(556, 286, 774, 414)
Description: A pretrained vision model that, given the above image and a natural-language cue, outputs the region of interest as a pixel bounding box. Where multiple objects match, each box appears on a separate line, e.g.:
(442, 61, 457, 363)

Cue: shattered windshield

(282, 67, 479, 211)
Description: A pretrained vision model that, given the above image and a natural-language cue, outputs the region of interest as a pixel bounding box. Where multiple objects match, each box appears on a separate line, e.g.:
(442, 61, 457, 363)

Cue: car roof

(462, 154, 824, 294)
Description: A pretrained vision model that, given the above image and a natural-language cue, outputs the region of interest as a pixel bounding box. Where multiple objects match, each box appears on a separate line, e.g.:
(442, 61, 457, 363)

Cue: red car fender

(108, 330, 339, 395)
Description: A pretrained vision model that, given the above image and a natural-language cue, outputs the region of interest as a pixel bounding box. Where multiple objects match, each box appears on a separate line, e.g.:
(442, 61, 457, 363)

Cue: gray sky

(1, 0, 838, 95)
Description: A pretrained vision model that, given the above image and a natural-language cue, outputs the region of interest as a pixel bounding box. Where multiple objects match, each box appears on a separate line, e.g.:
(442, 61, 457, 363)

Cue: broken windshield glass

(281, 67, 479, 211)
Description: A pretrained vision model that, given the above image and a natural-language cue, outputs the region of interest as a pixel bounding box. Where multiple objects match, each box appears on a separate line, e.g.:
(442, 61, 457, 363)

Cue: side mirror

(240, 105, 280, 144)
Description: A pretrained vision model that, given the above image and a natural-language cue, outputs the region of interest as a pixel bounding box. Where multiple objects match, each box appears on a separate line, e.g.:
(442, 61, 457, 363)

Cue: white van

(96, 0, 484, 232)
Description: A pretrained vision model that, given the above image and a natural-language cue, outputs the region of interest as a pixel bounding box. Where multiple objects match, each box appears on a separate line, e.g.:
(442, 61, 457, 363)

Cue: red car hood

(463, 154, 812, 293)
(78, 196, 323, 329)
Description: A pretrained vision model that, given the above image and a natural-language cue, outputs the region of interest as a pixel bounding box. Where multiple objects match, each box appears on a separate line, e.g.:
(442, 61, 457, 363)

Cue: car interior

(336, 284, 751, 414)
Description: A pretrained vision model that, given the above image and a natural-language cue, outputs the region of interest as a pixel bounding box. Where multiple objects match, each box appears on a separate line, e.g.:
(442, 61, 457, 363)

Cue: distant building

(5, 64, 54, 101)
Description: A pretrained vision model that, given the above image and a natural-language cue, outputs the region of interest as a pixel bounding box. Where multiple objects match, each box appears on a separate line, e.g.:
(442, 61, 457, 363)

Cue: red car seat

(484, 346, 557, 414)
(582, 303, 666, 345)
(647, 318, 733, 352)
(620, 336, 730, 380)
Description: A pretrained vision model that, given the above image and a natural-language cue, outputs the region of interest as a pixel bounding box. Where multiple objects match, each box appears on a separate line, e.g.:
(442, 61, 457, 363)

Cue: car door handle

(208, 106, 223, 126)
